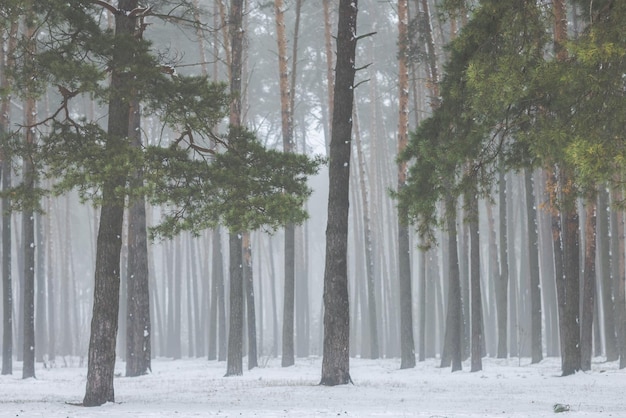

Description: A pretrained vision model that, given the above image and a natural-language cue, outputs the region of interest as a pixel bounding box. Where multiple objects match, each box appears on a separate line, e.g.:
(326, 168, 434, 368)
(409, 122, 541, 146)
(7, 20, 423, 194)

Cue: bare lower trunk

(580, 197, 596, 371)
(320, 0, 358, 386)
(226, 232, 244, 376)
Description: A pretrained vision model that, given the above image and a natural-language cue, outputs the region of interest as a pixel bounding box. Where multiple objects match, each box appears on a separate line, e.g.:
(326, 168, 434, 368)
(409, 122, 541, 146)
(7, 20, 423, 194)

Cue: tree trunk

(21, 101, 36, 380)
(611, 187, 626, 369)
(441, 197, 463, 372)
(226, 232, 244, 376)
(524, 169, 543, 364)
(125, 96, 151, 377)
(580, 196, 596, 371)
(598, 188, 617, 360)
(83, 0, 136, 405)
(225, 0, 244, 376)
(320, 0, 358, 386)
(468, 194, 482, 372)
(558, 169, 581, 376)
(397, 0, 415, 370)
(354, 108, 379, 359)
(243, 232, 257, 369)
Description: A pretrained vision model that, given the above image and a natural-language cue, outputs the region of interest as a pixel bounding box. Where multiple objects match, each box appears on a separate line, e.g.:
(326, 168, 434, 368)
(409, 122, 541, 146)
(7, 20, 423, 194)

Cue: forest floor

(0, 355, 624, 417)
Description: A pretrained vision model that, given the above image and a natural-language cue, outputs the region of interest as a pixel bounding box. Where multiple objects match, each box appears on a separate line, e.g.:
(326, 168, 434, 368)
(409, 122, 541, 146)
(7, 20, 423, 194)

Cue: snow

(0, 356, 624, 417)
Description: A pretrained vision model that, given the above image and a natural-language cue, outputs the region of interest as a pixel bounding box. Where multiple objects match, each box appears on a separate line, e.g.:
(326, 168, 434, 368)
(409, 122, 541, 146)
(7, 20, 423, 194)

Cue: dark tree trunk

(83, 0, 136, 405)
(125, 97, 151, 377)
(226, 232, 244, 376)
(580, 197, 596, 371)
(21, 150, 35, 380)
(21, 7, 37, 380)
(224, 0, 244, 376)
(524, 169, 542, 364)
(468, 194, 482, 372)
(243, 232, 257, 370)
(282, 224, 295, 367)
(495, 165, 508, 359)
(320, 0, 358, 386)
(611, 189, 626, 369)
(35, 211, 46, 363)
(558, 170, 581, 376)
(441, 197, 463, 372)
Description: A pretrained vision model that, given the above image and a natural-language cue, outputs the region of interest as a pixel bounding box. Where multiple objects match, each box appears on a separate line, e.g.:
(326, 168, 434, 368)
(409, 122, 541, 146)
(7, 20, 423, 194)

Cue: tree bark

(580, 196, 596, 371)
(598, 188, 617, 360)
(225, 0, 245, 376)
(397, 0, 415, 370)
(468, 194, 482, 372)
(524, 169, 542, 364)
(320, 0, 358, 386)
(226, 232, 244, 376)
(243, 232, 257, 369)
(83, 0, 137, 405)
(125, 97, 151, 377)
(559, 169, 581, 376)
(611, 187, 626, 369)
(21, 101, 36, 380)
(441, 197, 463, 372)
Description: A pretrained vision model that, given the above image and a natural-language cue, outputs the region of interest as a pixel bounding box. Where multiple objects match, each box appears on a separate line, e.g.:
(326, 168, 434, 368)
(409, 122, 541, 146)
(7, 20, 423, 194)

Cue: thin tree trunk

(354, 107, 379, 359)
(320, 0, 359, 386)
(1, 23, 18, 376)
(580, 196, 597, 371)
(524, 169, 542, 364)
(468, 193, 482, 372)
(243, 232, 257, 369)
(397, 0, 415, 370)
(21, 95, 36, 381)
(125, 93, 151, 377)
(611, 187, 626, 369)
(598, 187, 617, 360)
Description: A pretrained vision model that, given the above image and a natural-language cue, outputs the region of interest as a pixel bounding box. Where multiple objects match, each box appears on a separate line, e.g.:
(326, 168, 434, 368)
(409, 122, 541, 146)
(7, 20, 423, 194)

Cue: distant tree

(0, 7, 18, 377)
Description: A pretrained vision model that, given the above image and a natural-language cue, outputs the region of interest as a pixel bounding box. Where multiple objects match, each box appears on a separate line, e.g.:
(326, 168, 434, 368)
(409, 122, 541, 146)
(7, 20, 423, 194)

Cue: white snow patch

(0, 356, 624, 416)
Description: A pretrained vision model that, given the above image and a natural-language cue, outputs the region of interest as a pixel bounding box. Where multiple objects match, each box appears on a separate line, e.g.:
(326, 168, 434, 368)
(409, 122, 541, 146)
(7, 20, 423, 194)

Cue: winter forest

(1, 0, 626, 415)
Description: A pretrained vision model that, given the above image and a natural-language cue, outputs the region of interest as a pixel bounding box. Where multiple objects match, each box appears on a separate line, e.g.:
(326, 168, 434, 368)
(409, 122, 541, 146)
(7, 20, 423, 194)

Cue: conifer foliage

(2, 0, 321, 405)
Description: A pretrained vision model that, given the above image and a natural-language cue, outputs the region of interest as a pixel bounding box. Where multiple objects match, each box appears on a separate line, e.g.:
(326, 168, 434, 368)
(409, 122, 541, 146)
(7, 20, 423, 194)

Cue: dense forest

(1, 0, 625, 407)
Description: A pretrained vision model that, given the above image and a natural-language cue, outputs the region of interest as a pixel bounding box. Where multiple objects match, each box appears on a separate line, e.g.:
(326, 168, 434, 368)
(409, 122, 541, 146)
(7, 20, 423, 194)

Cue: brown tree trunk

(397, 0, 415, 370)
(580, 196, 597, 371)
(320, 0, 359, 386)
(559, 169, 581, 376)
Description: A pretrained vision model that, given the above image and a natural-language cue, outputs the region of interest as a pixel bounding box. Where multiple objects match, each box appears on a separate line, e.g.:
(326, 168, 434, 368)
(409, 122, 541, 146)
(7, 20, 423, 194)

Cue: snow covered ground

(0, 356, 624, 417)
